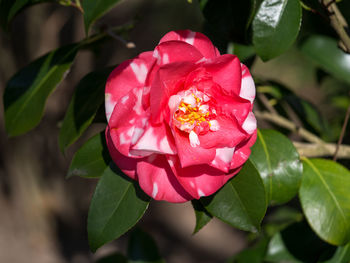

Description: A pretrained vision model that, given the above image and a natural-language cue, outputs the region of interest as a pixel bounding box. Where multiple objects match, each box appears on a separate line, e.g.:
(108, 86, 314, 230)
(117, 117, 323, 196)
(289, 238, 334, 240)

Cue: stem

(295, 142, 350, 158)
(321, 0, 350, 53)
(333, 101, 350, 160)
(254, 111, 324, 144)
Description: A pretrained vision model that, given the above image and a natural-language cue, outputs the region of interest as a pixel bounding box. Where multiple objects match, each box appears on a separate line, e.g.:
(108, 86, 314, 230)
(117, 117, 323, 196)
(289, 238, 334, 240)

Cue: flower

(105, 30, 257, 203)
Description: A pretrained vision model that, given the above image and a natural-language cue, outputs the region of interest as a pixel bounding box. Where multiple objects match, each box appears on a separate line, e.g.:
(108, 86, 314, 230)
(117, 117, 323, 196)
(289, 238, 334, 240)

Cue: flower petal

(107, 88, 149, 157)
(158, 30, 220, 59)
(105, 51, 155, 121)
(202, 54, 242, 96)
(137, 154, 193, 203)
(105, 126, 139, 179)
(168, 156, 241, 199)
(239, 63, 255, 103)
(172, 128, 216, 167)
(231, 130, 257, 170)
(130, 122, 177, 156)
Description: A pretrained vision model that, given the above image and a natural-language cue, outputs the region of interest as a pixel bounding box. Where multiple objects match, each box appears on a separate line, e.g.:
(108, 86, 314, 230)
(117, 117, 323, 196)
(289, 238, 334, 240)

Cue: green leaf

(82, 0, 122, 35)
(96, 252, 128, 263)
(88, 163, 150, 252)
(3, 43, 79, 136)
(301, 35, 350, 85)
(0, 0, 54, 30)
(59, 67, 113, 152)
(227, 43, 256, 61)
(202, 160, 267, 232)
(191, 200, 213, 234)
(127, 228, 164, 263)
(265, 221, 336, 262)
(322, 242, 350, 263)
(227, 238, 269, 263)
(67, 132, 110, 178)
(250, 129, 302, 204)
(252, 0, 302, 61)
(299, 158, 350, 246)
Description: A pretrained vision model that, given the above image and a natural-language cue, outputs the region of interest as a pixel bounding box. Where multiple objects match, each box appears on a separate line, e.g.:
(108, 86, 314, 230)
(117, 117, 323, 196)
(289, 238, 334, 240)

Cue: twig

(106, 29, 136, 49)
(257, 93, 279, 115)
(254, 111, 323, 144)
(294, 142, 350, 159)
(333, 100, 350, 160)
(321, 0, 350, 53)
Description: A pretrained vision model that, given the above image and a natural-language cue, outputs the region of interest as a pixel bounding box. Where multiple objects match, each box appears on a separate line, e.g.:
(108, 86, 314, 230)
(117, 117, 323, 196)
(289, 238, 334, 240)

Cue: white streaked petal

(152, 182, 158, 198)
(242, 112, 257, 134)
(189, 131, 200, 147)
(185, 31, 195, 45)
(209, 120, 220, 131)
(240, 76, 255, 103)
(130, 62, 148, 84)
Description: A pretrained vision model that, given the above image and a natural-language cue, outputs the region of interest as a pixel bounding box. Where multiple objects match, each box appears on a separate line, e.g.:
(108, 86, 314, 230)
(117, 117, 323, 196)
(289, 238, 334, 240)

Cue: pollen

(173, 91, 217, 135)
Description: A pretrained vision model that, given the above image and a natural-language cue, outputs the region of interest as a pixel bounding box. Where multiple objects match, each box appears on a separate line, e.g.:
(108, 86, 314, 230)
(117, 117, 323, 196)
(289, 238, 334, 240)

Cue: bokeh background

(0, 0, 346, 262)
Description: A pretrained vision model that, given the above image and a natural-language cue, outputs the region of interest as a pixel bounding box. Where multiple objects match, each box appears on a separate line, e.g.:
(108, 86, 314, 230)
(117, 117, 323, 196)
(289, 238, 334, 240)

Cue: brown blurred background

(0, 0, 328, 262)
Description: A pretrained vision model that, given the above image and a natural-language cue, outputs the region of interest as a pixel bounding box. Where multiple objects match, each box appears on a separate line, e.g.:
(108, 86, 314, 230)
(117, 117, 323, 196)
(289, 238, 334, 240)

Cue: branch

(255, 110, 350, 159)
(254, 111, 323, 144)
(294, 142, 350, 158)
(321, 0, 350, 53)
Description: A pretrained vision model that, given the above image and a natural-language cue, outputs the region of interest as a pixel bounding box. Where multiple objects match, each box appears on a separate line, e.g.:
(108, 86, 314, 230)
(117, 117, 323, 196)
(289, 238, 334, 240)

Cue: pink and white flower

(105, 30, 257, 203)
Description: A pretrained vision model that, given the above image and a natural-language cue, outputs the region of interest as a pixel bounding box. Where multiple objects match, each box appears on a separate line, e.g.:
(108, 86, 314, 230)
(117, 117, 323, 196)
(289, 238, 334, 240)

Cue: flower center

(173, 89, 219, 137)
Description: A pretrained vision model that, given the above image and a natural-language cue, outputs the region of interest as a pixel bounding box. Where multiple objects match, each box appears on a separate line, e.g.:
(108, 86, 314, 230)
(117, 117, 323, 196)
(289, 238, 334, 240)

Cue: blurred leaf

(82, 0, 122, 34)
(301, 35, 350, 85)
(202, 0, 257, 48)
(59, 67, 113, 152)
(88, 163, 150, 252)
(265, 221, 336, 262)
(191, 199, 213, 234)
(3, 43, 78, 136)
(250, 129, 302, 204)
(227, 238, 269, 263)
(0, 0, 54, 30)
(96, 252, 128, 263)
(67, 132, 110, 178)
(322, 242, 350, 263)
(227, 43, 256, 61)
(252, 0, 302, 61)
(202, 160, 267, 232)
(264, 207, 303, 237)
(127, 228, 164, 263)
(299, 158, 350, 245)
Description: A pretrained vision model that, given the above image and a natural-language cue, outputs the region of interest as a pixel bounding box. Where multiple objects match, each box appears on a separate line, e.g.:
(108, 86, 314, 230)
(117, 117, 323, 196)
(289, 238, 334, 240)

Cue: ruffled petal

(150, 61, 196, 123)
(172, 128, 216, 167)
(105, 51, 155, 121)
(107, 88, 149, 157)
(239, 64, 255, 103)
(168, 156, 240, 199)
(137, 154, 193, 203)
(198, 115, 248, 149)
(130, 121, 177, 156)
(158, 30, 220, 59)
(202, 54, 242, 96)
(231, 130, 257, 170)
(105, 126, 139, 179)
(153, 40, 204, 66)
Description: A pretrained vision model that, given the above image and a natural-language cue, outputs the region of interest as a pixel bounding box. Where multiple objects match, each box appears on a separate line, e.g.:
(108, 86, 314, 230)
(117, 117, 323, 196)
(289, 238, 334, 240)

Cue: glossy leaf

(252, 0, 302, 61)
(88, 163, 150, 252)
(300, 158, 350, 245)
(227, 238, 269, 263)
(67, 132, 110, 178)
(301, 35, 350, 85)
(3, 44, 78, 136)
(322, 242, 350, 263)
(227, 43, 256, 61)
(265, 221, 336, 262)
(202, 160, 266, 232)
(59, 68, 112, 152)
(0, 0, 54, 30)
(250, 129, 302, 204)
(127, 228, 164, 263)
(82, 0, 122, 34)
(191, 200, 213, 234)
